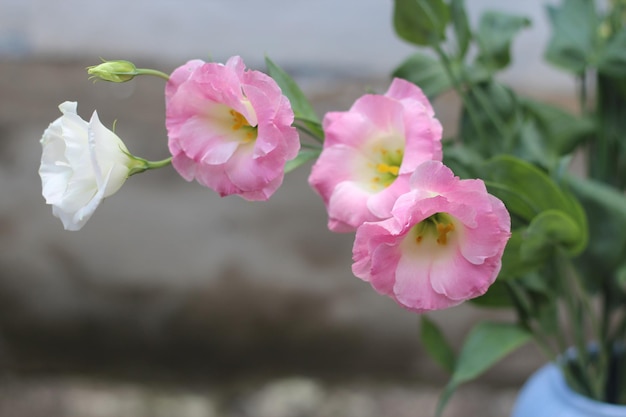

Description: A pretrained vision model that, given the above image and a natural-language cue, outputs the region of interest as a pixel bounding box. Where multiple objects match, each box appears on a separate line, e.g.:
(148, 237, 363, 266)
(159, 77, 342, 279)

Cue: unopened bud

(87, 59, 138, 83)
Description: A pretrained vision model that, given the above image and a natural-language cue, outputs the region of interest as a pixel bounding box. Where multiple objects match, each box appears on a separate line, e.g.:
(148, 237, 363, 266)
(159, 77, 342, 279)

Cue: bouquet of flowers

(37, 0, 626, 414)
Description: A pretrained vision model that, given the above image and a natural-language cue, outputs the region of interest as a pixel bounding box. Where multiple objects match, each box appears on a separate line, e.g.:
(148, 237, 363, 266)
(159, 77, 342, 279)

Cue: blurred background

(0, 1, 577, 416)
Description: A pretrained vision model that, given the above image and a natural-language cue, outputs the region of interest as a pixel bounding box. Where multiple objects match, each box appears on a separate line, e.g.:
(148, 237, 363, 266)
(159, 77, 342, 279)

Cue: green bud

(87, 59, 138, 83)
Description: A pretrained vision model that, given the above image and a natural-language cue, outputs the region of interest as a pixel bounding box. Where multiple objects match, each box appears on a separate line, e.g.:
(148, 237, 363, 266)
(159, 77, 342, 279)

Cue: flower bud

(87, 59, 138, 83)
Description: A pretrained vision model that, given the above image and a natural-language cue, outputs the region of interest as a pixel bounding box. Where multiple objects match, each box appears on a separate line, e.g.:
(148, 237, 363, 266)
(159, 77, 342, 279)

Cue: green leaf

(476, 12, 531, 70)
(497, 230, 545, 280)
(392, 53, 490, 99)
(436, 322, 531, 416)
(420, 315, 456, 373)
(392, 53, 452, 98)
(567, 175, 626, 297)
(450, 0, 472, 58)
(470, 279, 513, 308)
(393, 0, 449, 46)
(480, 156, 582, 222)
(265, 56, 324, 139)
(545, 0, 598, 74)
(284, 148, 321, 174)
(521, 98, 594, 156)
(458, 81, 521, 157)
(522, 209, 586, 260)
(598, 27, 626, 77)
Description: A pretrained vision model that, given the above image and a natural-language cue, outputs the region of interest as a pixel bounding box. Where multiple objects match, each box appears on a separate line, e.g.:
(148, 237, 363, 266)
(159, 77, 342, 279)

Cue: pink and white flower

(352, 160, 511, 313)
(165, 56, 299, 201)
(308, 78, 443, 232)
(39, 101, 134, 231)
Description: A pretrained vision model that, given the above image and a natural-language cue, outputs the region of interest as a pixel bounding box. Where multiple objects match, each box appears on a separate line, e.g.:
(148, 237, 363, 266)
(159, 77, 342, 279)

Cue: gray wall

(2, 0, 575, 92)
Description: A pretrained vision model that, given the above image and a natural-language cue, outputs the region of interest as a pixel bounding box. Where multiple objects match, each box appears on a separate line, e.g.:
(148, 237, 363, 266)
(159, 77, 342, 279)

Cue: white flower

(39, 101, 133, 230)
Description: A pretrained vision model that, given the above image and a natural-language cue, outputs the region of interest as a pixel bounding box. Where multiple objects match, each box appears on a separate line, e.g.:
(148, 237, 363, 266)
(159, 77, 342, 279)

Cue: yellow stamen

(229, 109, 248, 131)
(376, 163, 400, 176)
(436, 222, 455, 245)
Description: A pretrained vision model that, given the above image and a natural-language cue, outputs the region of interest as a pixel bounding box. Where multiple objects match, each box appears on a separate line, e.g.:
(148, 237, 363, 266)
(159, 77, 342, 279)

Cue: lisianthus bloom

(39, 101, 135, 231)
(165, 56, 299, 201)
(352, 161, 511, 312)
(308, 78, 443, 232)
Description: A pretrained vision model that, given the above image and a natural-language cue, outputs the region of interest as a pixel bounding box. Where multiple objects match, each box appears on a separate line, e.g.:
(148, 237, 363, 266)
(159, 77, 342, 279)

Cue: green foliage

(449, 0, 471, 58)
(545, 0, 598, 74)
(420, 316, 456, 373)
(265, 56, 324, 140)
(568, 176, 626, 304)
(598, 27, 626, 77)
(470, 279, 513, 307)
(436, 322, 531, 416)
(284, 149, 321, 173)
(393, 0, 450, 46)
(476, 12, 531, 70)
(389, 0, 626, 410)
(521, 99, 594, 157)
(392, 53, 452, 98)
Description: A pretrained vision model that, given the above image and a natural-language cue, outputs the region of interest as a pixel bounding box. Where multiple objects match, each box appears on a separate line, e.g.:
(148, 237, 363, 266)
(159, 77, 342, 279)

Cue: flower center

(413, 213, 457, 247)
(229, 109, 257, 142)
(370, 147, 403, 190)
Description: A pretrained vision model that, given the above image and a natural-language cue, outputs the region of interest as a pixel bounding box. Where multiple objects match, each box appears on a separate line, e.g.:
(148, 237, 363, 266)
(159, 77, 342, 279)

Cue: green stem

(506, 281, 558, 361)
(432, 44, 487, 145)
(556, 251, 604, 400)
(299, 142, 323, 150)
(136, 68, 170, 81)
(294, 122, 324, 144)
(468, 86, 511, 151)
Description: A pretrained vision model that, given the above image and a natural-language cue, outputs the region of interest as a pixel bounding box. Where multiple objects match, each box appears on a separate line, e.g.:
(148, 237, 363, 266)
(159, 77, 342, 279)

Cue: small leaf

(451, 322, 531, 384)
(265, 56, 324, 139)
(284, 148, 320, 173)
(476, 12, 531, 70)
(545, 0, 598, 74)
(392, 53, 490, 99)
(435, 322, 531, 416)
(598, 27, 626, 77)
(393, 0, 449, 46)
(392, 53, 452, 98)
(420, 315, 456, 373)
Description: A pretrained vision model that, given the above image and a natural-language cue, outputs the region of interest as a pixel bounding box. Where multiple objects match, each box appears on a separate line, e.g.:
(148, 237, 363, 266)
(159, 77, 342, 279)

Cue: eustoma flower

(39, 101, 135, 231)
(352, 161, 511, 312)
(165, 56, 299, 201)
(308, 78, 443, 232)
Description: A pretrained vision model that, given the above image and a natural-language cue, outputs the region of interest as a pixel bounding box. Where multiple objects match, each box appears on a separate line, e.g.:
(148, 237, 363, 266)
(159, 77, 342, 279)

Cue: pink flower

(352, 161, 511, 313)
(308, 78, 443, 232)
(165, 56, 299, 201)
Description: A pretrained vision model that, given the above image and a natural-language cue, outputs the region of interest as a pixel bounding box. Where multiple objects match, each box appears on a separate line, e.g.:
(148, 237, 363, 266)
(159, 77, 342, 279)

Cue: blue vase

(511, 362, 626, 417)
